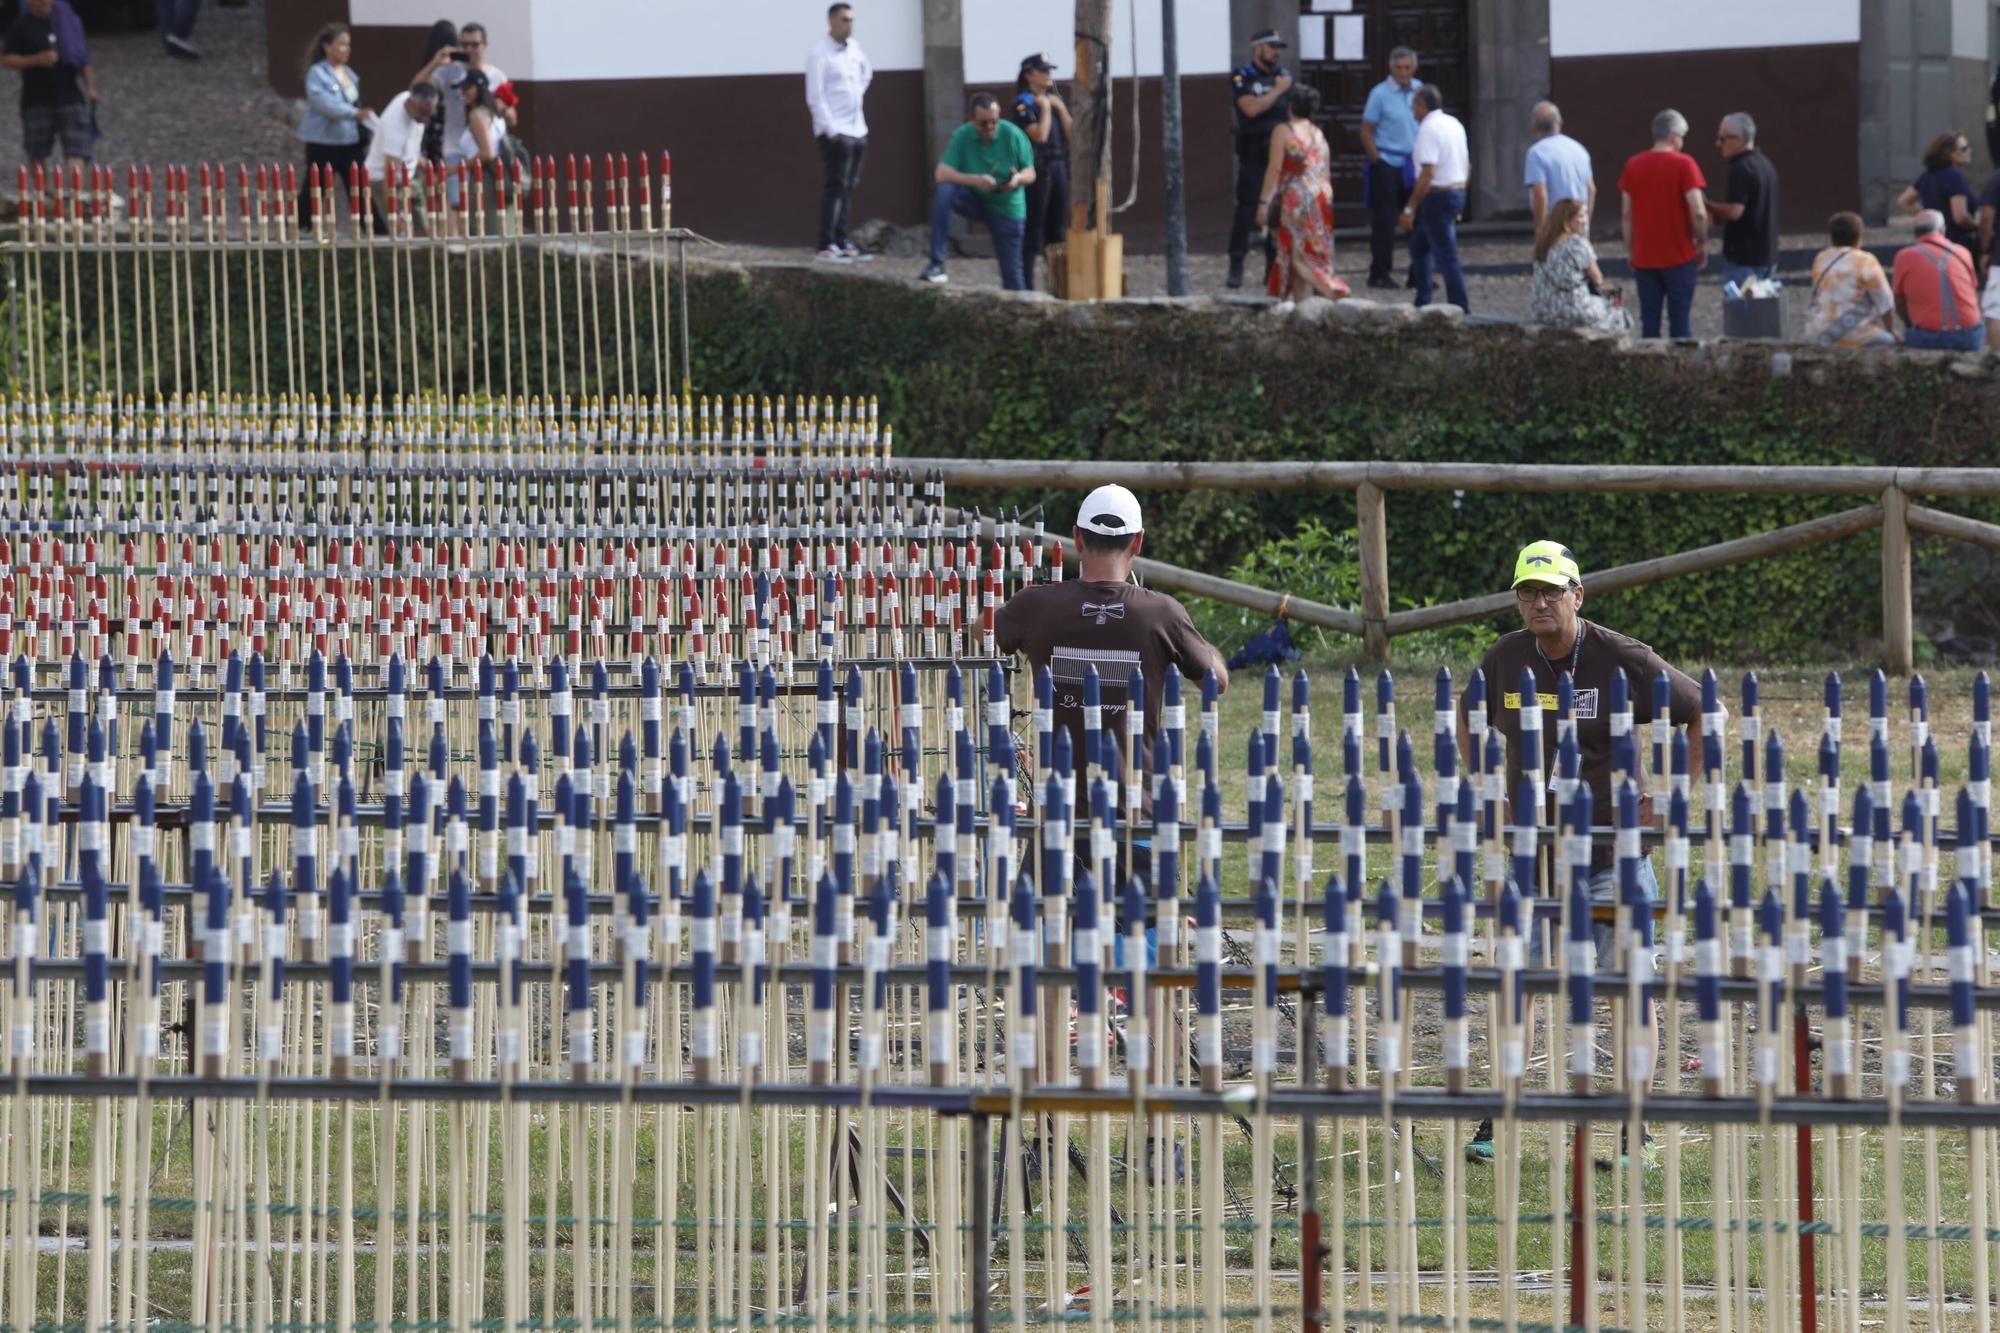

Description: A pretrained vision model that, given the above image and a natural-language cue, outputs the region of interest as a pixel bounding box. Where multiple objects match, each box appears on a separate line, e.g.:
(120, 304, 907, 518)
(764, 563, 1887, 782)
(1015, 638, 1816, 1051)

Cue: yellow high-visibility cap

(1511, 540, 1580, 589)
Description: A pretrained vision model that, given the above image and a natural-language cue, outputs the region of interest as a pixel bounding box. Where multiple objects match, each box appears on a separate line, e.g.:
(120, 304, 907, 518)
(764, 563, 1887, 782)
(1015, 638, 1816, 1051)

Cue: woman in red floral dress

(1258, 84, 1350, 301)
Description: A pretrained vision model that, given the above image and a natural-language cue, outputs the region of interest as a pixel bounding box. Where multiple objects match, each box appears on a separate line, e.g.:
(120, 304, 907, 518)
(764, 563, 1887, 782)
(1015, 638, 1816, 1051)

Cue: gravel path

(0, 0, 296, 185)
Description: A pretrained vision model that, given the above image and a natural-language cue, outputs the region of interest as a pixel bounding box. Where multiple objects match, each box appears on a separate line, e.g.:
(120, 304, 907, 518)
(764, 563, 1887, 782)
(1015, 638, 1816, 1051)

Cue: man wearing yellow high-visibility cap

(1457, 539, 1712, 1166)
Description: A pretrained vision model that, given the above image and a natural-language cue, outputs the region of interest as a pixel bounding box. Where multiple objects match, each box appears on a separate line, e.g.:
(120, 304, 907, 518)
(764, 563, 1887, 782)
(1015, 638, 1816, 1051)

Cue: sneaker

(1465, 1117, 1495, 1163)
(1226, 257, 1245, 289)
(163, 33, 199, 59)
(919, 262, 948, 284)
(815, 247, 852, 264)
(1367, 275, 1398, 291)
(840, 243, 875, 263)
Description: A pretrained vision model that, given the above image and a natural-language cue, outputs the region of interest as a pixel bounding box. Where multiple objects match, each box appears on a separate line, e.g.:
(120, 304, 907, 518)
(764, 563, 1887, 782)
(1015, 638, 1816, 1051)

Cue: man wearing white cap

(995, 484, 1229, 775)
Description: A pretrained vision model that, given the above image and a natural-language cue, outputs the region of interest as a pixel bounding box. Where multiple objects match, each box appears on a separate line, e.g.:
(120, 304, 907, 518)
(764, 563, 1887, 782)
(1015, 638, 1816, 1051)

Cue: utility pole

(1061, 0, 1122, 298)
(1067, 0, 1113, 232)
(1162, 0, 1188, 295)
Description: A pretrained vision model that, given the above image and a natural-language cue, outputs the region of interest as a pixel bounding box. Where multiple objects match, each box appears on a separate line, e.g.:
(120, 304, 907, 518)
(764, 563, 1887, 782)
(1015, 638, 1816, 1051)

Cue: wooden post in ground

(1357, 482, 1392, 663)
(1882, 484, 1913, 674)
(1056, 0, 1121, 301)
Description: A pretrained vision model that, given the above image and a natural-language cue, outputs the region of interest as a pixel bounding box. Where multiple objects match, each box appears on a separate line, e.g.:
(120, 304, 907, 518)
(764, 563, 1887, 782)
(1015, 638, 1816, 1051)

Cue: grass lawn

(4, 649, 1996, 1331)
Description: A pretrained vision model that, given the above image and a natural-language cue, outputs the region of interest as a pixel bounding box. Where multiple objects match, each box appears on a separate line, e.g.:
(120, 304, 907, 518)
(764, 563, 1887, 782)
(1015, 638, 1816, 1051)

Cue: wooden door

(1295, 0, 1473, 217)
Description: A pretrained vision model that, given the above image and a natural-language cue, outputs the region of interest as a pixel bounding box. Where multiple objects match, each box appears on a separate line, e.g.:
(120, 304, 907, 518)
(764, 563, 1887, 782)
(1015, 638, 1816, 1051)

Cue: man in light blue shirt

(1359, 45, 1420, 289)
(1522, 100, 1594, 233)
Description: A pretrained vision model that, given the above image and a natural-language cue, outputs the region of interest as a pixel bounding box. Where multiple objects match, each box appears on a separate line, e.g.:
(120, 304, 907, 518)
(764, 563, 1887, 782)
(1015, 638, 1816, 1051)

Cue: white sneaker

(840, 244, 875, 263)
(815, 247, 852, 264)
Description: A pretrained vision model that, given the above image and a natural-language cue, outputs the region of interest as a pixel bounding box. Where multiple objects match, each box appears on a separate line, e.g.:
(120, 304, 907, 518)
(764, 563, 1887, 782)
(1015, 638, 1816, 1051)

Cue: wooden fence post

(1357, 481, 1391, 663)
(1882, 485, 1913, 674)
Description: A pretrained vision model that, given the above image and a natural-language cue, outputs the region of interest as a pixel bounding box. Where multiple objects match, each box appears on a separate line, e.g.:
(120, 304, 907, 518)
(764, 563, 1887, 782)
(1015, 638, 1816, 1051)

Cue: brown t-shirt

(994, 579, 1217, 779)
(1461, 619, 1700, 871)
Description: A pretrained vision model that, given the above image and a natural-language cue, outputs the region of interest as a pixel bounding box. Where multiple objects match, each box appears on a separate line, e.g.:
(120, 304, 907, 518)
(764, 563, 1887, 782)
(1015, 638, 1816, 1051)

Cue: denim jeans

(1408, 188, 1467, 310)
(928, 183, 1027, 291)
(1633, 257, 1699, 337)
(1904, 323, 1987, 351)
(156, 0, 198, 42)
(1723, 262, 1776, 289)
(442, 149, 468, 207)
(1527, 855, 1662, 968)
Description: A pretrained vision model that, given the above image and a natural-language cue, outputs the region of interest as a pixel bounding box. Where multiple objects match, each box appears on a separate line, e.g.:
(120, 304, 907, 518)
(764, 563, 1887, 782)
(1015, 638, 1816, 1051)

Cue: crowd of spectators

(0, 1, 529, 231)
(791, 6, 2000, 354)
(295, 17, 523, 228)
(0, 0, 1994, 357)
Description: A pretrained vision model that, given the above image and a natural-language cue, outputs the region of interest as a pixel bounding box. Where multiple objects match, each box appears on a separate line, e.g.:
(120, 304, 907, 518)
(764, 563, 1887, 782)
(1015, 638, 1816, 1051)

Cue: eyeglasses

(1514, 586, 1570, 606)
(1715, 133, 1741, 143)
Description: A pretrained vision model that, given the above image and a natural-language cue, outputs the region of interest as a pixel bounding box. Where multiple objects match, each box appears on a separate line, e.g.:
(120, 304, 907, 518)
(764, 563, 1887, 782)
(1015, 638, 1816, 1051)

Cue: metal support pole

(1161, 0, 1188, 297)
(970, 1111, 992, 1333)
(1300, 995, 1323, 1328)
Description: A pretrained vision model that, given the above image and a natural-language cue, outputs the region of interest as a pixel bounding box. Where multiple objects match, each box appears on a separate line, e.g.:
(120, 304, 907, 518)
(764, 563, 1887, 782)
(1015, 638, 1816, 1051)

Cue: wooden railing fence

(913, 460, 2000, 671)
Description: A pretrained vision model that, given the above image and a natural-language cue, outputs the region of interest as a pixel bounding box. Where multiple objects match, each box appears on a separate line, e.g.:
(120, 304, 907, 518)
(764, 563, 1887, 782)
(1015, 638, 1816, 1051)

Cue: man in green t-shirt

(922, 91, 1037, 290)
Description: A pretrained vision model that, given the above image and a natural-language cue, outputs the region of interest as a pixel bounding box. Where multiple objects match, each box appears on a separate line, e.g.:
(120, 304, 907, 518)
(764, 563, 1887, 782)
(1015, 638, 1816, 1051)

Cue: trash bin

(1723, 294, 1784, 339)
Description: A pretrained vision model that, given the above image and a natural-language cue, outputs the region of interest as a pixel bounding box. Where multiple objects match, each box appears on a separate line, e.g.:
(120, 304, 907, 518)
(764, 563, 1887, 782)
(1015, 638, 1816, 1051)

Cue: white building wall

(351, 0, 931, 81)
(960, 0, 1233, 86)
(349, 0, 540, 76)
(1954, 0, 1989, 58)
(1549, 0, 1859, 58)
(347, 0, 1230, 86)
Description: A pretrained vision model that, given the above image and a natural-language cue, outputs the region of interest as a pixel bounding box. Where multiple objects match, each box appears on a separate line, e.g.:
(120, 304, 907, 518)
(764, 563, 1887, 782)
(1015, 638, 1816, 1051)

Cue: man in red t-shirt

(1617, 109, 1709, 339)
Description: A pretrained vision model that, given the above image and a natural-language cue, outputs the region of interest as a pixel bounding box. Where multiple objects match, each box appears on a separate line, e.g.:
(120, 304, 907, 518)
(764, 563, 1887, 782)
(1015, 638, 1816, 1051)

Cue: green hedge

(677, 267, 2000, 662)
(9, 249, 2000, 661)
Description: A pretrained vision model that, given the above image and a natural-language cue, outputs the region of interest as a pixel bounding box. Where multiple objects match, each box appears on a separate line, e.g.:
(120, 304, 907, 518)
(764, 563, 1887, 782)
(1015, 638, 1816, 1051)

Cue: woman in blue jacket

(297, 23, 374, 228)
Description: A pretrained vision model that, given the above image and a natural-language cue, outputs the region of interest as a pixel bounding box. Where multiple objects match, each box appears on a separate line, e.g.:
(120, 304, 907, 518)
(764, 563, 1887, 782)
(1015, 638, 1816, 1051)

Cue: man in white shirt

(364, 82, 438, 234)
(1398, 84, 1470, 311)
(365, 82, 438, 180)
(805, 2, 872, 263)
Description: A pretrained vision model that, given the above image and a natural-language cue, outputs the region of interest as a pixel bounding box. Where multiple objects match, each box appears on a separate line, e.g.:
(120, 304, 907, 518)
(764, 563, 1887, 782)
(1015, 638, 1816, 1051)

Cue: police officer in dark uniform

(1011, 52, 1071, 290)
(1229, 29, 1291, 289)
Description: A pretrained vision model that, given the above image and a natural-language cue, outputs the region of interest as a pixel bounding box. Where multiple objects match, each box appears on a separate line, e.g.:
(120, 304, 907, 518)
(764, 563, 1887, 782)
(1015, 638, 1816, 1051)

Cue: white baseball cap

(1076, 484, 1144, 536)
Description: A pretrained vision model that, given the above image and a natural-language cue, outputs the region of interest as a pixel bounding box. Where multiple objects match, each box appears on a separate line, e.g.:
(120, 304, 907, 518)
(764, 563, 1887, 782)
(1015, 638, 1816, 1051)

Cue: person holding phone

(919, 92, 1035, 290)
(1011, 53, 1069, 289)
(2, 0, 99, 169)
(413, 21, 511, 203)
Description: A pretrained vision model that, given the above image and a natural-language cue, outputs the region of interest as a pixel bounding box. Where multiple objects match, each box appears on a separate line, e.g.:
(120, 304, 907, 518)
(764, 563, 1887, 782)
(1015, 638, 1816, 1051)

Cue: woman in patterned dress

(1530, 196, 1631, 332)
(1258, 85, 1350, 302)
